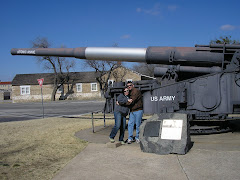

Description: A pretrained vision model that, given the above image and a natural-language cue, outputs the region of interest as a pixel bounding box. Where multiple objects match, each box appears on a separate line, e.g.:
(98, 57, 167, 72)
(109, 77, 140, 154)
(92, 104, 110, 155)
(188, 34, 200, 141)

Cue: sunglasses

(124, 90, 129, 92)
(127, 84, 132, 87)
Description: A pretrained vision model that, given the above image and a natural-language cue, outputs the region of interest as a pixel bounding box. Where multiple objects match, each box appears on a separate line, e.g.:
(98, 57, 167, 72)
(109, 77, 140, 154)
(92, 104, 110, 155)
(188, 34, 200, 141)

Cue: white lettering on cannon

(151, 96, 176, 101)
(17, 50, 35, 54)
(17, 50, 27, 54)
(27, 50, 35, 54)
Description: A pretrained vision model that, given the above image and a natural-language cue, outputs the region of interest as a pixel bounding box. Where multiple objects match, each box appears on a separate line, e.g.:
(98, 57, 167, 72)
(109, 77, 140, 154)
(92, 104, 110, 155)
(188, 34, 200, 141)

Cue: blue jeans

(109, 111, 126, 141)
(128, 110, 143, 141)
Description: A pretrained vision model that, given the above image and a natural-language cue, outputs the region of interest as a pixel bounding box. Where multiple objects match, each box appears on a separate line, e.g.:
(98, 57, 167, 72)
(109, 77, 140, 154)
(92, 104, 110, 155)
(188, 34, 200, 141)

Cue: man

(126, 82, 143, 144)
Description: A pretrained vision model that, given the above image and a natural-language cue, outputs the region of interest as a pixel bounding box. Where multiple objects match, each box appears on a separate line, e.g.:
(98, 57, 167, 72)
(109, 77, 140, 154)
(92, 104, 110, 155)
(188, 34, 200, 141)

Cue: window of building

(76, 83, 82, 92)
(108, 80, 114, 87)
(91, 83, 97, 91)
(20, 86, 30, 95)
(126, 79, 133, 83)
(57, 85, 63, 93)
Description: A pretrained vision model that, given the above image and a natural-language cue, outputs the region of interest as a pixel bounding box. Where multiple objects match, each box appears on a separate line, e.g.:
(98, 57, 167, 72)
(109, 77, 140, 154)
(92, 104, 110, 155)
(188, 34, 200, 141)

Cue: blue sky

(1, 0, 239, 81)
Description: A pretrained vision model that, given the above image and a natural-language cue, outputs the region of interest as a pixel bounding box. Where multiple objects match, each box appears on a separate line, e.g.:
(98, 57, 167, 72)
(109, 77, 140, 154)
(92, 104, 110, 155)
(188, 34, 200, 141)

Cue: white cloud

(220, 24, 236, 31)
(121, 35, 131, 39)
(137, 3, 178, 16)
(168, 5, 177, 11)
(136, 8, 142, 13)
(136, 3, 161, 16)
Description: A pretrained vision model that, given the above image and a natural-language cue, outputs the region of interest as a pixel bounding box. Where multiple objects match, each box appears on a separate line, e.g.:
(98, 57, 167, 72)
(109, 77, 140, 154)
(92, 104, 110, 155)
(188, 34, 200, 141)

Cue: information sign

(161, 119, 183, 140)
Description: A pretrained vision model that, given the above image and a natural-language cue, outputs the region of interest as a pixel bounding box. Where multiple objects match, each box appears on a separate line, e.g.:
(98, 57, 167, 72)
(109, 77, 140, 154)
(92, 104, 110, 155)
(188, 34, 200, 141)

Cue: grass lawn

(0, 113, 114, 180)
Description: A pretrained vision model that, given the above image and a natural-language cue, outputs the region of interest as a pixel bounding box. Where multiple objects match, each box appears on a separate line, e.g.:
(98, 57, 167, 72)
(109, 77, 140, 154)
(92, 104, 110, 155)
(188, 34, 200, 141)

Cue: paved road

(0, 100, 105, 122)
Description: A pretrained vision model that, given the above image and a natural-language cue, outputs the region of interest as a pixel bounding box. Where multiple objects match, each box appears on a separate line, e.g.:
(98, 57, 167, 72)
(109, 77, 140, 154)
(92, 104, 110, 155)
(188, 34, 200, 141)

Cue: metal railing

(91, 111, 106, 133)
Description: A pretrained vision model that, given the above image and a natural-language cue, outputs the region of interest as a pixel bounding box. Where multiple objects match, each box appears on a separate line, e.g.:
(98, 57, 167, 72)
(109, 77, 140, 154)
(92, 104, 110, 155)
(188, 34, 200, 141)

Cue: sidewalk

(53, 125, 240, 180)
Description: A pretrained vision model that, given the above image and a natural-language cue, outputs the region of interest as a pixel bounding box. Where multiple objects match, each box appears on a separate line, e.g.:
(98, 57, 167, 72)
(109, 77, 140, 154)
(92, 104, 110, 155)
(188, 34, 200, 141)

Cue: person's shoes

(127, 139, 132, 144)
(136, 139, 140, 143)
(120, 141, 125, 145)
(109, 137, 115, 143)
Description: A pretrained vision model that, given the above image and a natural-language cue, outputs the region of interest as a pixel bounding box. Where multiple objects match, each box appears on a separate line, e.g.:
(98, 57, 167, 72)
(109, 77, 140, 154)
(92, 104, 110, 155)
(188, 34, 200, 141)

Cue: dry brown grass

(0, 113, 114, 180)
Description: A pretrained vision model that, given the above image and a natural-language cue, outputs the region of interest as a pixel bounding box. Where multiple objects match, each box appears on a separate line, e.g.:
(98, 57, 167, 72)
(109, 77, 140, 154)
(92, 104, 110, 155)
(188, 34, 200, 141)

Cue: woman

(109, 88, 132, 144)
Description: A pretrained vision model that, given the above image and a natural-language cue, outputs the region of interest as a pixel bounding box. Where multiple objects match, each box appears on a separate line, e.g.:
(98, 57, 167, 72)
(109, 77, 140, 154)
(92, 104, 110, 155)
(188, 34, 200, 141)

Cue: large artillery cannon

(11, 44, 238, 65)
(11, 44, 240, 134)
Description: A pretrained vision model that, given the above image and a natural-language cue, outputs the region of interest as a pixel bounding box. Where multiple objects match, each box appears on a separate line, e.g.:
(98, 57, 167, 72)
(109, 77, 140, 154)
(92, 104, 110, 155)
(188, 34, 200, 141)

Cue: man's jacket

(129, 87, 143, 112)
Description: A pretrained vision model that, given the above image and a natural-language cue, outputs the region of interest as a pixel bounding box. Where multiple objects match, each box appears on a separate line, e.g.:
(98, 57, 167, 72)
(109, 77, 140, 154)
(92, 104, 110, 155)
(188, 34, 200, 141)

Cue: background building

(11, 66, 154, 103)
(0, 81, 12, 100)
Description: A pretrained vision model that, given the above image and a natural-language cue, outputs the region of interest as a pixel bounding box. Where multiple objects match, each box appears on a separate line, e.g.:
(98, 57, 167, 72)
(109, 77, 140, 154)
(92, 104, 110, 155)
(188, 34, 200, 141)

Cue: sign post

(37, 78, 44, 118)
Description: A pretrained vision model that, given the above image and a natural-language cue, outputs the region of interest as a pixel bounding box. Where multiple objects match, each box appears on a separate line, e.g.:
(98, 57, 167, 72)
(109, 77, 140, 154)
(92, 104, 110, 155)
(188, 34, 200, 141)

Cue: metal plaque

(161, 119, 183, 140)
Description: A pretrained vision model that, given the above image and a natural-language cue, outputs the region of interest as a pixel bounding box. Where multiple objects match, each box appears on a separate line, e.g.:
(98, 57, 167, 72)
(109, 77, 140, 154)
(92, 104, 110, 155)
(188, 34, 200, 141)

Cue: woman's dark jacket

(114, 94, 129, 116)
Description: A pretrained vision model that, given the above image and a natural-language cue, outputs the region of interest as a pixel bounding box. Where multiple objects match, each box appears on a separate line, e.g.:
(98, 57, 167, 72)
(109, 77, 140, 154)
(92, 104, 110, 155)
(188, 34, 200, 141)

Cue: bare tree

(112, 66, 128, 82)
(131, 63, 156, 77)
(31, 37, 75, 101)
(85, 59, 118, 96)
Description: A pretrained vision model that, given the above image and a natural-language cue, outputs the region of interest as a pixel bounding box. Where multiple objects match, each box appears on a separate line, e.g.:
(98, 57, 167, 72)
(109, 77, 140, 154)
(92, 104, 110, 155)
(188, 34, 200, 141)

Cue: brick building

(11, 66, 154, 103)
(0, 81, 12, 100)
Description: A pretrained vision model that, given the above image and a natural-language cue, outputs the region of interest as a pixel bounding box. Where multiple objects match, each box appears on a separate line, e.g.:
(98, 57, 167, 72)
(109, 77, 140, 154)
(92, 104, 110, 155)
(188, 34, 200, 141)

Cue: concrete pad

(106, 142, 121, 148)
(75, 125, 115, 144)
(178, 149, 240, 180)
(53, 143, 188, 180)
(54, 125, 240, 180)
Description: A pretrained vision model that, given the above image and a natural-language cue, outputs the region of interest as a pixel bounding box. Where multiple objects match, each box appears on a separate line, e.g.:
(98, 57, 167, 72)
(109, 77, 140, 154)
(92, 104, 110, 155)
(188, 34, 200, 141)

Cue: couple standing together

(109, 82, 143, 144)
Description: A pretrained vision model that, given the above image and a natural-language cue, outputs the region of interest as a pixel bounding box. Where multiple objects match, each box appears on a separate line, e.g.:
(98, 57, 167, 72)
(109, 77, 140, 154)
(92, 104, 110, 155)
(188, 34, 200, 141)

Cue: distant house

(11, 66, 155, 103)
(0, 81, 12, 91)
(0, 81, 12, 100)
(11, 72, 101, 103)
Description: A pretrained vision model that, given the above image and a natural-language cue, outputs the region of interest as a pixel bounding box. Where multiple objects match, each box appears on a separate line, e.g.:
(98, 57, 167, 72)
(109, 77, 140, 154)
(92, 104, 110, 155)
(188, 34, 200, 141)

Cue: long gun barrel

(11, 47, 147, 62)
(154, 65, 222, 77)
(11, 44, 240, 66)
